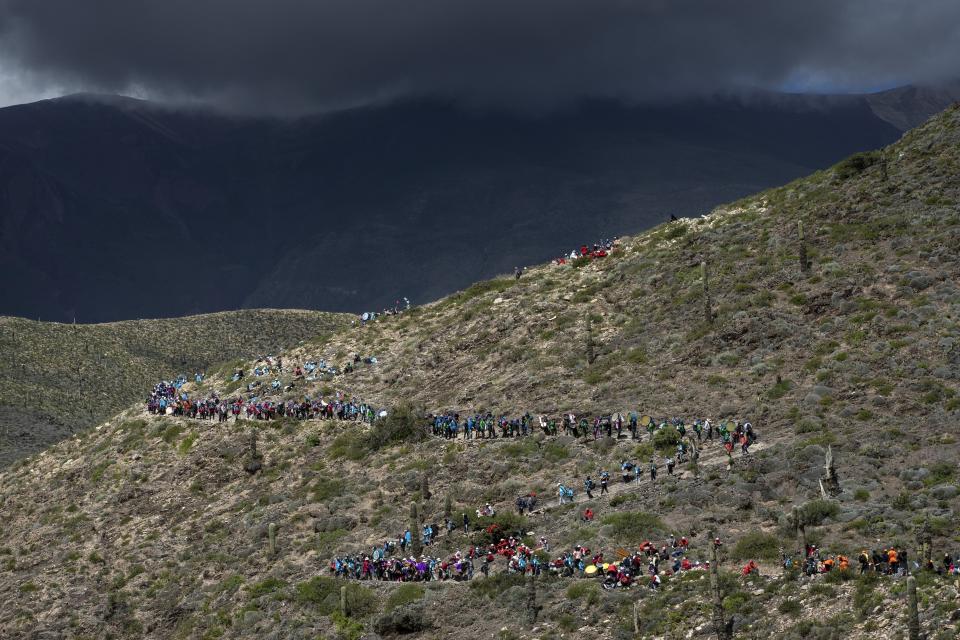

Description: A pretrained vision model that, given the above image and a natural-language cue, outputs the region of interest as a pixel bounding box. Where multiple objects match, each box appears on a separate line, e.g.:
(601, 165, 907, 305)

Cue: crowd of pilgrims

(330, 528, 716, 589)
(792, 544, 960, 577)
(147, 367, 760, 459)
(430, 412, 757, 453)
(146, 380, 382, 425)
(331, 523, 960, 588)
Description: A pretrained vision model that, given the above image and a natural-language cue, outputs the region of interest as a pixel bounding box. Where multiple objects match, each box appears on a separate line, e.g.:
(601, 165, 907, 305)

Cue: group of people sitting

(359, 297, 412, 325)
(555, 238, 620, 264)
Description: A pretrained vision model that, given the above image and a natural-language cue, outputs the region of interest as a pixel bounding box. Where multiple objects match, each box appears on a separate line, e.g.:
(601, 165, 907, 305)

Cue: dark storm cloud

(1, 0, 959, 114)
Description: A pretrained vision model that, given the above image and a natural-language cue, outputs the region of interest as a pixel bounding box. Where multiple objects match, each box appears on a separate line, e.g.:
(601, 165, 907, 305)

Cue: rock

(900, 468, 930, 482)
(930, 484, 958, 500)
(314, 515, 357, 532)
(902, 271, 934, 290)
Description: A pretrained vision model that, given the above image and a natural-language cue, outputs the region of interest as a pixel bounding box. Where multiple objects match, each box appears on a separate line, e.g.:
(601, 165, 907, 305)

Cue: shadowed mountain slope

(0, 92, 911, 323)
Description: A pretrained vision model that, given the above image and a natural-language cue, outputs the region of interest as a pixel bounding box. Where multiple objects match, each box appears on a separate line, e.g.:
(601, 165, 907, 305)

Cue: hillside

(0, 106, 959, 639)
(0, 309, 351, 466)
(0, 92, 908, 323)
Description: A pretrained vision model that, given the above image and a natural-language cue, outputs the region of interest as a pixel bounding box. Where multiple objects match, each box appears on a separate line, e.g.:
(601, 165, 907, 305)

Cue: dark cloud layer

(1, 0, 959, 114)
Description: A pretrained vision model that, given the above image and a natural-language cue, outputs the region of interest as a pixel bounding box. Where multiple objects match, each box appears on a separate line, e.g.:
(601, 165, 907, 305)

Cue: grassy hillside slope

(0, 309, 351, 466)
(0, 106, 959, 639)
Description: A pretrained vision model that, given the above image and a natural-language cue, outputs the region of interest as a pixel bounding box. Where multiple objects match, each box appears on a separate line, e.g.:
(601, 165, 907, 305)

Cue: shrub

(778, 598, 802, 616)
(366, 402, 427, 452)
(543, 442, 569, 462)
(601, 511, 665, 544)
(924, 461, 954, 486)
(835, 151, 880, 180)
(385, 584, 424, 612)
(178, 432, 197, 454)
(652, 426, 680, 453)
(342, 583, 378, 617)
(296, 576, 339, 612)
(19, 582, 39, 593)
(798, 500, 839, 526)
(767, 378, 794, 400)
(853, 489, 870, 502)
(373, 604, 428, 635)
(457, 278, 515, 301)
(731, 531, 781, 561)
(470, 573, 525, 600)
(472, 512, 528, 545)
(296, 578, 376, 617)
(566, 581, 599, 605)
(328, 433, 366, 461)
(311, 478, 344, 502)
(247, 577, 287, 599)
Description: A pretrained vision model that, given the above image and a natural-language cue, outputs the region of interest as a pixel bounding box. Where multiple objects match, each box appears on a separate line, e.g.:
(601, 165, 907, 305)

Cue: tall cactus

(794, 506, 807, 557)
(340, 585, 348, 617)
(702, 261, 713, 325)
(421, 474, 431, 501)
(708, 530, 731, 640)
(411, 502, 423, 556)
(268, 522, 277, 556)
(444, 494, 452, 521)
(585, 315, 597, 364)
(907, 576, 920, 640)
(798, 220, 810, 273)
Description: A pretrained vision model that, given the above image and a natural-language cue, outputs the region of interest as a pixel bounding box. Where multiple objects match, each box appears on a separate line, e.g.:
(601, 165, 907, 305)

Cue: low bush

(601, 511, 665, 544)
(472, 512, 528, 545)
(469, 573, 525, 600)
(731, 531, 781, 561)
(798, 499, 839, 526)
(366, 402, 427, 452)
(373, 604, 428, 635)
(652, 426, 680, 453)
(385, 584, 424, 612)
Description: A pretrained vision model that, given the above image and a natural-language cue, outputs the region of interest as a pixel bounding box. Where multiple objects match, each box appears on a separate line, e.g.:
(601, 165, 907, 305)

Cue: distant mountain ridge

(1, 86, 949, 323)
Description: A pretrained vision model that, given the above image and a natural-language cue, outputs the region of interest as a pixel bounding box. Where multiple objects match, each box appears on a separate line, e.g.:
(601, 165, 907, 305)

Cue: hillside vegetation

(0, 309, 351, 466)
(0, 106, 959, 639)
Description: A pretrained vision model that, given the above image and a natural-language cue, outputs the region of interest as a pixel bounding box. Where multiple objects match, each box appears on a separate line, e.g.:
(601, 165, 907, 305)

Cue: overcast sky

(1, 0, 959, 115)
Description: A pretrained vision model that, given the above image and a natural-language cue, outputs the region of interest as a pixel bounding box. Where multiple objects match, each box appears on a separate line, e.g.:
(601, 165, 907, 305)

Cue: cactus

(687, 436, 700, 478)
(340, 585, 348, 618)
(268, 522, 277, 556)
(907, 576, 919, 640)
(798, 220, 810, 273)
(421, 474, 431, 501)
(585, 315, 596, 365)
(709, 530, 732, 640)
(444, 494, 452, 521)
(701, 261, 713, 325)
(411, 502, 423, 556)
(244, 430, 263, 474)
